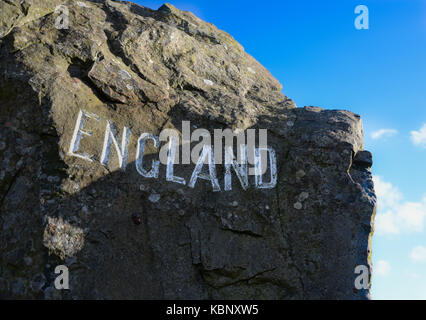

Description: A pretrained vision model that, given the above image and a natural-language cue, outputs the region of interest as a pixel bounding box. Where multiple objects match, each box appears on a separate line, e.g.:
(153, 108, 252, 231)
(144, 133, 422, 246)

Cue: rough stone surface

(0, 0, 376, 299)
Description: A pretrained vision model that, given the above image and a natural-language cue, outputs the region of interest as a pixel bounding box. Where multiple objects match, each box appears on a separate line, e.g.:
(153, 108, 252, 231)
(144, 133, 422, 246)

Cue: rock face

(0, 0, 376, 299)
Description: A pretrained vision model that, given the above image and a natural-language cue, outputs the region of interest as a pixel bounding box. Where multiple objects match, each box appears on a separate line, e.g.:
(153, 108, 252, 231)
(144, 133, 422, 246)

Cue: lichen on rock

(43, 216, 85, 260)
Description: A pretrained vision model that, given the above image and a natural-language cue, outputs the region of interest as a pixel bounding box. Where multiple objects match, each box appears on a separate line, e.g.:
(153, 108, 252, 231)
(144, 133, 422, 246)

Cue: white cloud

(371, 129, 398, 140)
(373, 176, 403, 209)
(408, 273, 420, 279)
(410, 246, 426, 263)
(373, 176, 426, 235)
(375, 260, 391, 277)
(375, 212, 400, 235)
(411, 124, 426, 147)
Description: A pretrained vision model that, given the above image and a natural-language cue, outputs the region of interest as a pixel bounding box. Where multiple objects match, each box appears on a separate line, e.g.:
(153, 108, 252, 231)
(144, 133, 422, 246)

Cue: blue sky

(136, 0, 426, 299)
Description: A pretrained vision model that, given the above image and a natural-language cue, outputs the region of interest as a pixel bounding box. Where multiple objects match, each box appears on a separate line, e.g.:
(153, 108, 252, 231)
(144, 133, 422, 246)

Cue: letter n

(100, 121, 131, 171)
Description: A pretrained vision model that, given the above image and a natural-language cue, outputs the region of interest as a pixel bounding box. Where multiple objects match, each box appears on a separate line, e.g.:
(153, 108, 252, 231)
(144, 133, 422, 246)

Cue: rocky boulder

(0, 0, 376, 299)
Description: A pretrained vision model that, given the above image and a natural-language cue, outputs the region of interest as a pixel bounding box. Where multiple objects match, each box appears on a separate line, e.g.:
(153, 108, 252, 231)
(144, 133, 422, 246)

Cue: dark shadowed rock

(0, 0, 376, 299)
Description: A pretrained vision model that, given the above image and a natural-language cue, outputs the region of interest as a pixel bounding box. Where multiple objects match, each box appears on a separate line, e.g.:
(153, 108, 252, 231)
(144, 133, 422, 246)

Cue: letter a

(354, 5, 369, 30)
(54, 265, 69, 290)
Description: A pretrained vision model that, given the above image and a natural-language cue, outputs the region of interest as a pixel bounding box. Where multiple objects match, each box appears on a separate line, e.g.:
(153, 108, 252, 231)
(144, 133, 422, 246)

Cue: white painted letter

(191, 128, 211, 166)
(136, 133, 160, 178)
(189, 145, 220, 192)
(68, 109, 100, 162)
(254, 147, 277, 189)
(166, 136, 186, 185)
(100, 121, 131, 171)
(224, 145, 248, 191)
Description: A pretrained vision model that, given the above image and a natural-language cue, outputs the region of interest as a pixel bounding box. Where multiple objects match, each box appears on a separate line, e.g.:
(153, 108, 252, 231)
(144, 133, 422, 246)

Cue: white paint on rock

(298, 192, 309, 202)
(294, 202, 303, 210)
(68, 109, 279, 193)
(149, 193, 161, 203)
(77, 1, 90, 8)
(118, 70, 132, 80)
(247, 67, 256, 74)
(68, 109, 101, 162)
(100, 121, 131, 171)
(203, 79, 214, 86)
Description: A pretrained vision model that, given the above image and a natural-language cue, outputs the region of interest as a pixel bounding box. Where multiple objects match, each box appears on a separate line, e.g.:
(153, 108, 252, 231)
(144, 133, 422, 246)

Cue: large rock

(0, 0, 376, 299)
